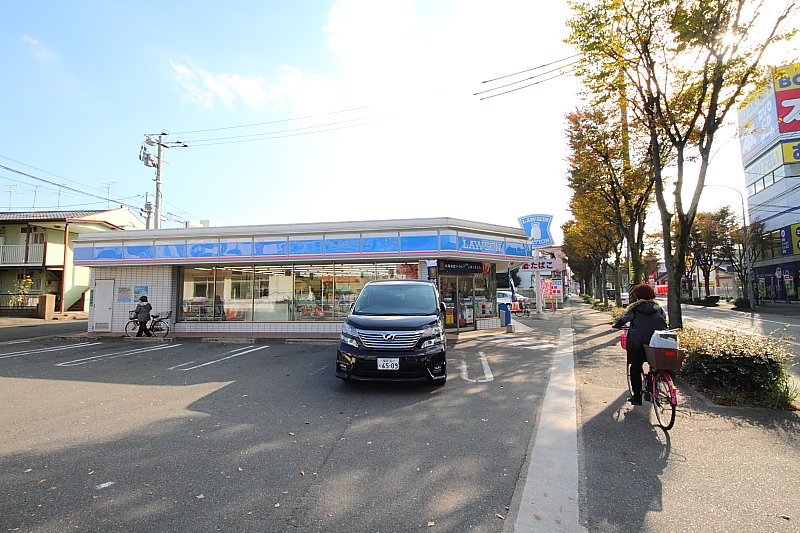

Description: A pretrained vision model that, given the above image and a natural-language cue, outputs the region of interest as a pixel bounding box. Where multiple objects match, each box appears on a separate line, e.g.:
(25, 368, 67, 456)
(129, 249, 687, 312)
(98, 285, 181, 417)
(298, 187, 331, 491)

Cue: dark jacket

(135, 301, 152, 322)
(612, 299, 667, 350)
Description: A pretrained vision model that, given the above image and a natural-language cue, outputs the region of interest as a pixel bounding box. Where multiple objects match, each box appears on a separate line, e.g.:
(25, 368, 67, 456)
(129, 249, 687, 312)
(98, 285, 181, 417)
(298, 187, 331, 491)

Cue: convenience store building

(74, 217, 531, 336)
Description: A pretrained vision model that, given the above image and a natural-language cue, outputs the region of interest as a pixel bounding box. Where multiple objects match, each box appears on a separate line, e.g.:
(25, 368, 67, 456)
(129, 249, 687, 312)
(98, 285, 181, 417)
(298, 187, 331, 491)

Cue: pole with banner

(518, 214, 554, 320)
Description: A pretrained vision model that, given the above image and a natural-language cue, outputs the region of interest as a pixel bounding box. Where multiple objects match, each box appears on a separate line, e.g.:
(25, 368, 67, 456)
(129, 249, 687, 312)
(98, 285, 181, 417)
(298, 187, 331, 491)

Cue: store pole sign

(518, 214, 554, 247)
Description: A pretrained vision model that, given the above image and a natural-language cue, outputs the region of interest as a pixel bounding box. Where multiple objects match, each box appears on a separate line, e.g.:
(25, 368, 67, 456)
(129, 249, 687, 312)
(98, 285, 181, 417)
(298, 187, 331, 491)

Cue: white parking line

(0, 342, 101, 360)
(460, 351, 494, 382)
(56, 344, 179, 366)
(513, 327, 586, 533)
(524, 344, 557, 350)
(171, 345, 269, 371)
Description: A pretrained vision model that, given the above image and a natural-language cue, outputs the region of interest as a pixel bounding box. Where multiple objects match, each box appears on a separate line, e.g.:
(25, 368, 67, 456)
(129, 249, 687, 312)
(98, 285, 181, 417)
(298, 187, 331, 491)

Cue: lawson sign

(518, 214, 554, 247)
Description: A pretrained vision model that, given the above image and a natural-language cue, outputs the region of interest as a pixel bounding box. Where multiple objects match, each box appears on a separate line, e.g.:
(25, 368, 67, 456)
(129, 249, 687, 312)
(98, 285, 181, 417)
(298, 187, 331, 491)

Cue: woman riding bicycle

(612, 284, 667, 405)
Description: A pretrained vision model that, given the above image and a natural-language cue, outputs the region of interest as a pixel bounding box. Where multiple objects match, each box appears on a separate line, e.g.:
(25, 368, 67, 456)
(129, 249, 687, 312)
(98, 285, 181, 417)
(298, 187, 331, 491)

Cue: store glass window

(253, 266, 293, 321)
(474, 266, 497, 318)
(333, 263, 376, 318)
(293, 264, 332, 320)
(179, 261, 428, 322)
(181, 268, 217, 321)
(216, 266, 253, 321)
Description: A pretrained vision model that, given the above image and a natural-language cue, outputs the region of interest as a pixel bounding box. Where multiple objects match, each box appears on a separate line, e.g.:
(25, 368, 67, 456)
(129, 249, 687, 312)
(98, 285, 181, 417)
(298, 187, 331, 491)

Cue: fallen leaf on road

(496, 514, 505, 520)
(23, 469, 31, 473)
(427, 521, 435, 526)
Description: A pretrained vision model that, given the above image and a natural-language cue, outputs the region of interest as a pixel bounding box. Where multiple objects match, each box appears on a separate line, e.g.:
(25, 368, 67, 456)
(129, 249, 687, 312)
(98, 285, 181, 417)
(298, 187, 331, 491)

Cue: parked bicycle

(513, 300, 530, 318)
(125, 311, 171, 338)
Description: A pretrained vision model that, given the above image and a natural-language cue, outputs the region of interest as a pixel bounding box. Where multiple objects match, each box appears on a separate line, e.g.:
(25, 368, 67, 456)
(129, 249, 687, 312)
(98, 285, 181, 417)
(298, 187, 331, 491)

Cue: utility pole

(141, 192, 153, 229)
(139, 131, 187, 229)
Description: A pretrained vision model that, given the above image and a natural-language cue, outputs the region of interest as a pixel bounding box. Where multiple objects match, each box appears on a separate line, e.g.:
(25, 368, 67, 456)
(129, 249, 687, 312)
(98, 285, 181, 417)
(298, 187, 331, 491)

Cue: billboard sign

(776, 64, 800, 134)
(518, 214, 554, 247)
(738, 82, 779, 166)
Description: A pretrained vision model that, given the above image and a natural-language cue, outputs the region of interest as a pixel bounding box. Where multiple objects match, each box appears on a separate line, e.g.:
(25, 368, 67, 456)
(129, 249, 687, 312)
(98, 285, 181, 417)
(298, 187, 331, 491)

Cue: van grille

(358, 330, 422, 350)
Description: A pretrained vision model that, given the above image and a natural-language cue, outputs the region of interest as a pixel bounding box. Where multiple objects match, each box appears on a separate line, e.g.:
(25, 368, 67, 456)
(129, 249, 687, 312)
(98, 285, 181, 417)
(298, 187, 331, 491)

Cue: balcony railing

(0, 244, 44, 265)
(0, 293, 40, 308)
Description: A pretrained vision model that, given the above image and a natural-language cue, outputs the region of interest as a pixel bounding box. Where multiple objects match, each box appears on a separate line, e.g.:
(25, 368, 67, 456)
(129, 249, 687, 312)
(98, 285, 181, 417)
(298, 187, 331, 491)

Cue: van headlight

(420, 324, 444, 348)
(341, 322, 360, 348)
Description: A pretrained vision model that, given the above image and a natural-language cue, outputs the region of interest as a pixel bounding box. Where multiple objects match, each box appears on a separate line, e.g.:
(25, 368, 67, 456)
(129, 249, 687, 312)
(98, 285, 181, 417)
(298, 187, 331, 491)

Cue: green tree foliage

(565, 106, 655, 294)
(567, 0, 797, 327)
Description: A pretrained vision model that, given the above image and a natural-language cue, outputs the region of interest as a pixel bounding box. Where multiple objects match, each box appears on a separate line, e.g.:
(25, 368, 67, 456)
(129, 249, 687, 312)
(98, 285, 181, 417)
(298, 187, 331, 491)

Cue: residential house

(0, 209, 144, 315)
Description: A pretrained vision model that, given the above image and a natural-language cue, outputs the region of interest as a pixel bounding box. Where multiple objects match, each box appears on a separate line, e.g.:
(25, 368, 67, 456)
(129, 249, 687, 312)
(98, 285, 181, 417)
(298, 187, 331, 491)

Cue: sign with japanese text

(521, 259, 554, 271)
(518, 214, 554, 247)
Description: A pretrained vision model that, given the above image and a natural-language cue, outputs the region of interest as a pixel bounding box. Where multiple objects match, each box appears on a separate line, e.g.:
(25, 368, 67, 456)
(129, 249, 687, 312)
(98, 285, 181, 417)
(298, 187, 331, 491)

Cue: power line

(474, 60, 581, 96)
(178, 54, 582, 145)
(478, 68, 577, 100)
(481, 54, 582, 84)
(0, 164, 192, 225)
(171, 106, 372, 135)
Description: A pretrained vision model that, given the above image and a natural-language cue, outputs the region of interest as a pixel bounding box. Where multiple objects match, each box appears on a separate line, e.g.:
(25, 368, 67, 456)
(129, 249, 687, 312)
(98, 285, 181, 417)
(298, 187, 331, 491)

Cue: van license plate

(377, 358, 399, 370)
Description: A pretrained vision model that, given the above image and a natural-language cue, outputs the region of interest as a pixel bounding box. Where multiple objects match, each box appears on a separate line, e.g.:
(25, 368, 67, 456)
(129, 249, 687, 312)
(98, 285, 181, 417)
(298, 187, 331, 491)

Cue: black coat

(612, 299, 667, 350)
(135, 302, 152, 322)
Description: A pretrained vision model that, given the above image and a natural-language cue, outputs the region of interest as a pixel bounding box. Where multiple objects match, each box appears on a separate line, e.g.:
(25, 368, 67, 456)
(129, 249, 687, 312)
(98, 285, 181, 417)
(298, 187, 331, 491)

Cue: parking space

(1, 329, 562, 532)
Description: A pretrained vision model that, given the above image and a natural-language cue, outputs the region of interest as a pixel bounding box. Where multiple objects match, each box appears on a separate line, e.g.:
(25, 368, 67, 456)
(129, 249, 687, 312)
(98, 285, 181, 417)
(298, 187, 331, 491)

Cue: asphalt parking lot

(0, 327, 562, 532)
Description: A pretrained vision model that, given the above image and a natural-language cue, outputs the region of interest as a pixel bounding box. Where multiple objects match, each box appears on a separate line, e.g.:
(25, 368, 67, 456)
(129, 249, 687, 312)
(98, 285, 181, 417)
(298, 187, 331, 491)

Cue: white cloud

(170, 61, 267, 109)
(21, 36, 57, 61)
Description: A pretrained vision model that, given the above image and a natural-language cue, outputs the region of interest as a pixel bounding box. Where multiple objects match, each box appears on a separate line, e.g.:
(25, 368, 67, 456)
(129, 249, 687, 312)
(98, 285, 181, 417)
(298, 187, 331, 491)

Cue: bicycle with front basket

(125, 311, 171, 338)
(619, 326, 682, 430)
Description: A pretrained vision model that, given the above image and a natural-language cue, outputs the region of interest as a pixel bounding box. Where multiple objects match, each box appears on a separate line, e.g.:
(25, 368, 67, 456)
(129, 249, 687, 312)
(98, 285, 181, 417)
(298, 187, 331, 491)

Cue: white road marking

(460, 351, 494, 382)
(167, 361, 197, 370)
(0, 342, 101, 360)
(524, 344, 557, 350)
(513, 327, 586, 532)
(56, 344, 179, 366)
(171, 345, 269, 371)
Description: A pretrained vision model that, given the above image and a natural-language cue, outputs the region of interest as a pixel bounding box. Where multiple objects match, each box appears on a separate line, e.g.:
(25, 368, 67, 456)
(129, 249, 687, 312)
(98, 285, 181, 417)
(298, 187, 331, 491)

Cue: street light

(703, 184, 755, 310)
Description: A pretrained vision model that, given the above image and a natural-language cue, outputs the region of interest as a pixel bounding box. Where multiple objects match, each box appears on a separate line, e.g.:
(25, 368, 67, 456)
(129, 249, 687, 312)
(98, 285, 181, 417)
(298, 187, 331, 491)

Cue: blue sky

(0, 1, 785, 242)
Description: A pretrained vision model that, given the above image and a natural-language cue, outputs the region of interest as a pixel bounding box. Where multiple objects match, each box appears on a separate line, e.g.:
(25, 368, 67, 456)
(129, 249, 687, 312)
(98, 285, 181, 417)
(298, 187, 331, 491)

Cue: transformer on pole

(139, 131, 187, 229)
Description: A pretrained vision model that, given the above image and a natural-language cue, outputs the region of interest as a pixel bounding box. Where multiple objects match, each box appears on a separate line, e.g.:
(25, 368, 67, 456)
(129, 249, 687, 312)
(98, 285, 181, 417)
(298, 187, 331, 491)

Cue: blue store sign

(518, 214, 554, 247)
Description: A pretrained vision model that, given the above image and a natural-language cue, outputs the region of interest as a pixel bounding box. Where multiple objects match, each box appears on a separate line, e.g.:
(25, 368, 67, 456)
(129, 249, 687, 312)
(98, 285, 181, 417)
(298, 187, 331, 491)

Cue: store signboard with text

(518, 214, 554, 248)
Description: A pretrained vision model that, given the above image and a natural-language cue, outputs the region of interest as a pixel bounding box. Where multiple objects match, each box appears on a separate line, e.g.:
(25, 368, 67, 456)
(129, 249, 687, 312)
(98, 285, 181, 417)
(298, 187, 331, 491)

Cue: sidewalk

(0, 312, 88, 327)
(571, 297, 800, 532)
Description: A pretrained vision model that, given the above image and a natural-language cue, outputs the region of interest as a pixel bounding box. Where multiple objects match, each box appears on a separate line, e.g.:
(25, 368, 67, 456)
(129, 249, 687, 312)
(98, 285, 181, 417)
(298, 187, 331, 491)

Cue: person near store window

(135, 295, 153, 337)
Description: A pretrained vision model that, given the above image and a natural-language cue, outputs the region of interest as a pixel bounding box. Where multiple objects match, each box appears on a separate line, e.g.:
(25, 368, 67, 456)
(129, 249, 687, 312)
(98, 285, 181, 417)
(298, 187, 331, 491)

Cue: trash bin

(498, 303, 510, 326)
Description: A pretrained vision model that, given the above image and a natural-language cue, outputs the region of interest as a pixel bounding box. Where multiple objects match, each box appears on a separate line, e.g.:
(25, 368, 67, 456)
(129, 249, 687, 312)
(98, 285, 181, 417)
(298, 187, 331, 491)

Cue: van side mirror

(439, 302, 447, 315)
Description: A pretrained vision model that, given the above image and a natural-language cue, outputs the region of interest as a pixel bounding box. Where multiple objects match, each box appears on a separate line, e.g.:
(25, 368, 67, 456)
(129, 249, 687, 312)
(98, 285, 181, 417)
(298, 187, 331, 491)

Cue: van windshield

(353, 284, 438, 316)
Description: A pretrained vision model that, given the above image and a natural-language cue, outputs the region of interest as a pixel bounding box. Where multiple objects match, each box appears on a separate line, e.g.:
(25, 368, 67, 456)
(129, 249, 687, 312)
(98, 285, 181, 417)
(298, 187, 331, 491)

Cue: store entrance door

(440, 275, 475, 331)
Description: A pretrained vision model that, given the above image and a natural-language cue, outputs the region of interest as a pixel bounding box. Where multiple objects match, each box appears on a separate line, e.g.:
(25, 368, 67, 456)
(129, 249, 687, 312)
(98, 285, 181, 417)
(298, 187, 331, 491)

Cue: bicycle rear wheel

(125, 320, 139, 337)
(150, 319, 170, 338)
(652, 371, 677, 430)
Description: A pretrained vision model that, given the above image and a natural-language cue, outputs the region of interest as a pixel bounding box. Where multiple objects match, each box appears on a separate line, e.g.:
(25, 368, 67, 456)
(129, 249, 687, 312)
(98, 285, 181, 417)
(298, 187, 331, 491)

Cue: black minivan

(336, 279, 447, 384)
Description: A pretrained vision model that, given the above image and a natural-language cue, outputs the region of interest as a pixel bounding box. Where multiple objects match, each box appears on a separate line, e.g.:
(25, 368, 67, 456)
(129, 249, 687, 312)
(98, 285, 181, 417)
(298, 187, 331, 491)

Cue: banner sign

(518, 214, 554, 247)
